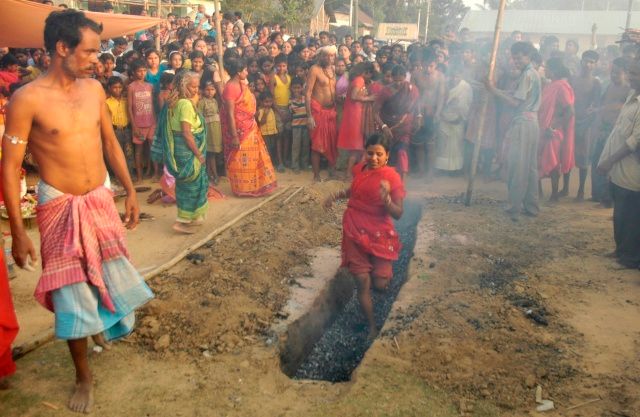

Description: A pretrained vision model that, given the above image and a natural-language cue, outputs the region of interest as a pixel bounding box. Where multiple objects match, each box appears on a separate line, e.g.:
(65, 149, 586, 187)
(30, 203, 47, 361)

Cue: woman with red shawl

(337, 62, 376, 177)
(324, 133, 405, 340)
(538, 58, 575, 201)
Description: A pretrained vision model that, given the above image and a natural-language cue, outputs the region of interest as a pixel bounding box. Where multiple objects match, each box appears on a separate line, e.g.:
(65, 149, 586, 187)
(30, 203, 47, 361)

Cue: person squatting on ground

(2, 10, 153, 413)
(324, 133, 405, 341)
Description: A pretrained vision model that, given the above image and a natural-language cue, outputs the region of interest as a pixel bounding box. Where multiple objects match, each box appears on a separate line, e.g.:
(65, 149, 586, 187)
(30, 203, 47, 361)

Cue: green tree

(279, 0, 315, 28)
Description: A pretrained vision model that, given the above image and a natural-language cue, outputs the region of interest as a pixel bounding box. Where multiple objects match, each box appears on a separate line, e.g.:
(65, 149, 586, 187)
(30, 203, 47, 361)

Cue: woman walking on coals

(324, 133, 405, 340)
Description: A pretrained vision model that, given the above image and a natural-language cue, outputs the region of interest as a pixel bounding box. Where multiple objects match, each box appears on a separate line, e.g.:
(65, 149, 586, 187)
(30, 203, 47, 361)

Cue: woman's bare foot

(313, 175, 322, 183)
(91, 333, 112, 351)
(68, 381, 94, 414)
(366, 326, 378, 343)
(173, 222, 197, 234)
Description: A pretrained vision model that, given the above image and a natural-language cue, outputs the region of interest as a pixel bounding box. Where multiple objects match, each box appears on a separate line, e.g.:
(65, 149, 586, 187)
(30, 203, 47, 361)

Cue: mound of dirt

(132, 183, 345, 357)
(382, 197, 586, 411)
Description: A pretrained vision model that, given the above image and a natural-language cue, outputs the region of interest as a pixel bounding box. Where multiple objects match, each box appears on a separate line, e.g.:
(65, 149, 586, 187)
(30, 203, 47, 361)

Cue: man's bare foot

(69, 381, 94, 414)
(173, 222, 197, 234)
(152, 175, 162, 183)
(313, 175, 322, 183)
(134, 176, 143, 184)
(548, 194, 559, 203)
(575, 191, 584, 202)
(91, 333, 112, 351)
(0, 377, 11, 390)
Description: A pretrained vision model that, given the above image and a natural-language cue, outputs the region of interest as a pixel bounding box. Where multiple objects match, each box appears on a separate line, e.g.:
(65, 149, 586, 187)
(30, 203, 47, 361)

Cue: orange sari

(222, 81, 277, 197)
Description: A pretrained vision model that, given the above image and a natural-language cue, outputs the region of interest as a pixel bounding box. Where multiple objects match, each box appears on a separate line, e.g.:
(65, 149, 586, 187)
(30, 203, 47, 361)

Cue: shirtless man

(2, 10, 152, 413)
(569, 50, 602, 200)
(306, 45, 338, 182)
(411, 48, 446, 178)
(591, 57, 630, 207)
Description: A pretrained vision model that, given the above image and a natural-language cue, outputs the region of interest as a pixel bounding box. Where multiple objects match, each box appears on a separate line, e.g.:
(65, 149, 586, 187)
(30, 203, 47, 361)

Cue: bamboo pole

(626, 0, 634, 30)
(214, 0, 225, 88)
(424, 0, 431, 42)
(464, 0, 507, 206)
(155, 0, 161, 50)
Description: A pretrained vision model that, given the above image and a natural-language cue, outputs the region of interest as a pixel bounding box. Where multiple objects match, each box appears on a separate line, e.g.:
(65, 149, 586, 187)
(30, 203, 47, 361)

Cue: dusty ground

(1, 174, 639, 417)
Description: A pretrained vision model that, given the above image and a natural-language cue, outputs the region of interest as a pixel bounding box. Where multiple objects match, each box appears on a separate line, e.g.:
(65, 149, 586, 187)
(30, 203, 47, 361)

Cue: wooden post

(214, 0, 225, 88)
(626, 0, 634, 29)
(424, 0, 431, 42)
(155, 0, 161, 51)
(354, 0, 359, 37)
(464, 0, 507, 206)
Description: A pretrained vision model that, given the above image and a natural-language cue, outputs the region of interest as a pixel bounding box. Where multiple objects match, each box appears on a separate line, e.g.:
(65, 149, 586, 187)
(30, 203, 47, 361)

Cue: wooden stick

(281, 186, 304, 206)
(393, 336, 400, 351)
(41, 402, 61, 410)
(142, 186, 290, 279)
(214, 0, 225, 89)
(566, 398, 602, 410)
(464, 0, 507, 206)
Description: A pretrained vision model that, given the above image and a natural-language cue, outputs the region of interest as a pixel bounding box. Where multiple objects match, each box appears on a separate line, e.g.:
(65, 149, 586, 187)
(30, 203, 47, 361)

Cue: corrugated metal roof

(461, 10, 640, 35)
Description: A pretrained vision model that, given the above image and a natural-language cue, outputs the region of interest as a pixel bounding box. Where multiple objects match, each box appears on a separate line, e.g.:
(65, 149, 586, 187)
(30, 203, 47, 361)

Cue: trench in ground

(279, 201, 422, 382)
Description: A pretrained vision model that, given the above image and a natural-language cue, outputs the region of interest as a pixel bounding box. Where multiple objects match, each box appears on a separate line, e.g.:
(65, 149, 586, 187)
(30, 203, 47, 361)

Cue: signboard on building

(377, 23, 419, 41)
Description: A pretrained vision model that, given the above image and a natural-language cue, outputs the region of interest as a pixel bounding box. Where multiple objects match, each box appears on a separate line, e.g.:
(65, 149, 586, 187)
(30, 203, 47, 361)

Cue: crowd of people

(0, 1, 639, 414)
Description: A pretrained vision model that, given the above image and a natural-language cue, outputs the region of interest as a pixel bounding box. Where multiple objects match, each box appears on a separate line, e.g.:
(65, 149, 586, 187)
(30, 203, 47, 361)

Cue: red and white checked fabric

(35, 186, 130, 313)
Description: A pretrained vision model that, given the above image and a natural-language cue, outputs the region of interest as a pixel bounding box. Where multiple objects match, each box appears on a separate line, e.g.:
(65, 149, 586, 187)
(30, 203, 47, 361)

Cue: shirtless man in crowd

(2, 10, 152, 413)
(306, 45, 338, 182)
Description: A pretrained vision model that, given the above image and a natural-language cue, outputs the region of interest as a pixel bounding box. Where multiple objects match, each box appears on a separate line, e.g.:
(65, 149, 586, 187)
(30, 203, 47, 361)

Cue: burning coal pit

(279, 201, 422, 382)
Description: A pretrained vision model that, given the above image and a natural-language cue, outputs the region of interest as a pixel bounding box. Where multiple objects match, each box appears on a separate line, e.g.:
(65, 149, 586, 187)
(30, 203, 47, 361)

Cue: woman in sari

(154, 71, 210, 233)
(538, 58, 575, 201)
(375, 64, 420, 179)
(221, 58, 277, 197)
(337, 62, 376, 178)
(324, 133, 405, 341)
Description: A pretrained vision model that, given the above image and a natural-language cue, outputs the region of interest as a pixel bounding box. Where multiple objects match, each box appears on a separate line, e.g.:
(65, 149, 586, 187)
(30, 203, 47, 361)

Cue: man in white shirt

(598, 59, 640, 269)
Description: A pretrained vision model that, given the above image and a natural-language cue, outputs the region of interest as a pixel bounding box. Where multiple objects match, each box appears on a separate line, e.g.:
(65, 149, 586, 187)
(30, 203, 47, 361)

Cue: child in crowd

(157, 72, 175, 111)
(99, 53, 123, 82)
(105, 76, 134, 175)
(289, 77, 309, 173)
(257, 91, 280, 165)
(0, 54, 22, 91)
(270, 54, 291, 173)
(94, 59, 107, 89)
(258, 56, 274, 85)
(294, 62, 308, 84)
(197, 80, 223, 184)
(254, 77, 267, 95)
(127, 59, 158, 182)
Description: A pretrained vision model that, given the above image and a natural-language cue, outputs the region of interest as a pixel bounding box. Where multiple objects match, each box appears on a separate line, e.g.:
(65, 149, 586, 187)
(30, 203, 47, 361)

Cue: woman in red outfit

(337, 62, 376, 178)
(325, 133, 405, 340)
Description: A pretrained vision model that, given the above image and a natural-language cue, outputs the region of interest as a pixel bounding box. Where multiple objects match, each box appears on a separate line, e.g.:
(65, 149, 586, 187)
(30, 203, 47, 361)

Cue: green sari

(154, 99, 209, 221)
